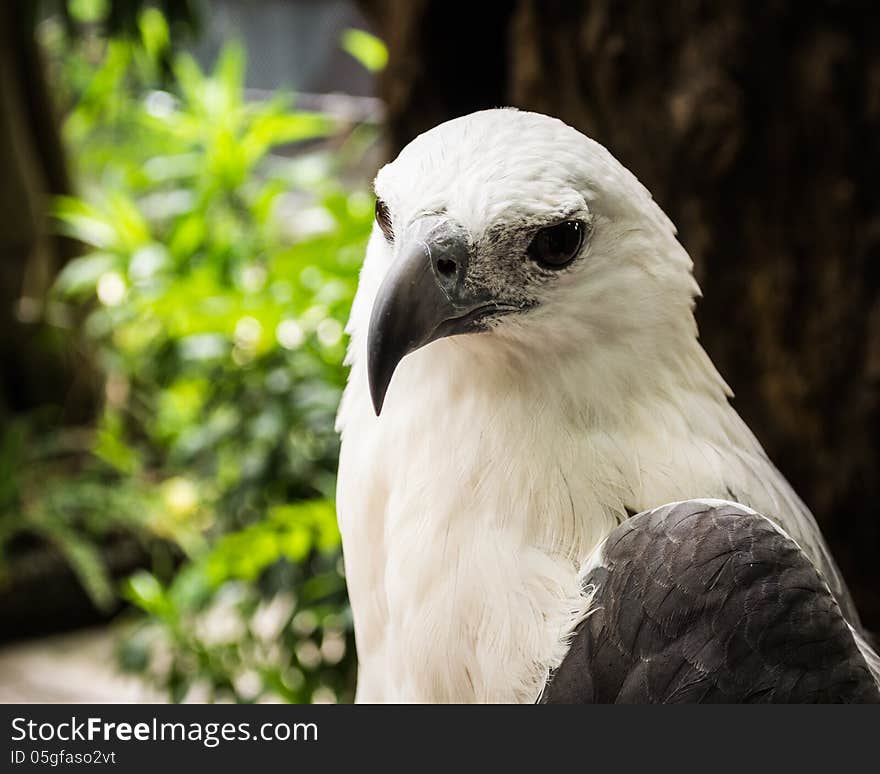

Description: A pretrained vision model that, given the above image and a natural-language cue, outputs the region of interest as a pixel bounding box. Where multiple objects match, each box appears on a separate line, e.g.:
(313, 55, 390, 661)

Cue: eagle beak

(367, 219, 504, 415)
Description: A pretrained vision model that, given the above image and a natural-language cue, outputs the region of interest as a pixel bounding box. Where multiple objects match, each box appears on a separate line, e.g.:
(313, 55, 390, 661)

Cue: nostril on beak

(436, 257, 457, 278)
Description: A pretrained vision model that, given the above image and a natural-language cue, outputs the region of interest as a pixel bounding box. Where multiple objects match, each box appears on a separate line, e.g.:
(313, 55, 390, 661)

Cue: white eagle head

(349, 109, 705, 417)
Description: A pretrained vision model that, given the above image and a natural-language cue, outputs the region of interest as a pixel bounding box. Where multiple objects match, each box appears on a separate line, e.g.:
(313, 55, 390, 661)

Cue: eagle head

(359, 109, 701, 415)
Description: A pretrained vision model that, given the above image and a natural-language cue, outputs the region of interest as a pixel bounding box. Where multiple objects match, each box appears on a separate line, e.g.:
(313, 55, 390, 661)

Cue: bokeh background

(1, 0, 878, 703)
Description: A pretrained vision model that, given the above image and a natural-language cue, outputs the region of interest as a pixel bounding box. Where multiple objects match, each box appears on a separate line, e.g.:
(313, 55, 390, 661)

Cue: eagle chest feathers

(338, 357, 623, 703)
(337, 340, 761, 703)
(335, 108, 863, 703)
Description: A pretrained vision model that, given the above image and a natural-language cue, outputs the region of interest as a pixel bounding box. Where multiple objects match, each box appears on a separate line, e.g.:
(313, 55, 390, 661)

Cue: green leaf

(340, 29, 388, 72)
(123, 570, 170, 617)
(55, 252, 118, 296)
(172, 52, 206, 110)
(69, 0, 108, 24)
(215, 43, 245, 110)
(53, 196, 118, 249)
(93, 412, 142, 474)
(242, 111, 335, 166)
(49, 526, 115, 612)
(139, 7, 170, 62)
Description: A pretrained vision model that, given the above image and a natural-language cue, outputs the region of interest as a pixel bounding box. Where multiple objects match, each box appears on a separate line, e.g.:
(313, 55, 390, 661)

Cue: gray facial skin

(367, 215, 524, 415)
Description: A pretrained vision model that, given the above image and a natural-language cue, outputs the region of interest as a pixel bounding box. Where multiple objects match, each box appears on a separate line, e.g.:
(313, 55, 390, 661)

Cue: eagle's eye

(375, 198, 394, 242)
(527, 220, 585, 268)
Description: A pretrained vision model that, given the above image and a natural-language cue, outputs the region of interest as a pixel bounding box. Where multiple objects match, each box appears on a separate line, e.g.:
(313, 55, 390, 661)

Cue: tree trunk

(0, 0, 95, 422)
(362, 0, 880, 633)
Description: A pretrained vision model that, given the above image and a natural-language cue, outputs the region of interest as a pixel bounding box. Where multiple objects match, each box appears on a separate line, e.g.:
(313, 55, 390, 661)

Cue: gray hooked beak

(367, 218, 512, 415)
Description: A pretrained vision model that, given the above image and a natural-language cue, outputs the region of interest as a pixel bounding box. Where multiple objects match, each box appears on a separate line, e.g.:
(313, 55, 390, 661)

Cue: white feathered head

(350, 109, 705, 416)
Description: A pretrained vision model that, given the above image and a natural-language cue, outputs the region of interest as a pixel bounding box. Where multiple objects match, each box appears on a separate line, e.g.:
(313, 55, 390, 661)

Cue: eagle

(335, 108, 879, 703)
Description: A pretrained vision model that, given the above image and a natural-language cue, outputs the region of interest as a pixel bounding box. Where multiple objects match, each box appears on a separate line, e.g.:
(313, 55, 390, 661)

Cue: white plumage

(335, 109, 869, 703)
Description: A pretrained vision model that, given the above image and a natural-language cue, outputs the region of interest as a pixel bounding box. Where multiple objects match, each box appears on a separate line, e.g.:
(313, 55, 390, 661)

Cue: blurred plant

(0, 3, 383, 702)
(341, 28, 388, 73)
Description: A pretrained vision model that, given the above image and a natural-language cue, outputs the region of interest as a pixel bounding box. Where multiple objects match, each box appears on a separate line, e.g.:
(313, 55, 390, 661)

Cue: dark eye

(375, 198, 394, 242)
(527, 220, 585, 268)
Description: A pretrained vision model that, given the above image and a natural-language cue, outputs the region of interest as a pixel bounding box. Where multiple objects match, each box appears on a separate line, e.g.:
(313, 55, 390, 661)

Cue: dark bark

(358, 0, 517, 153)
(362, 0, 880, 632)
(0, 0, 96, 422)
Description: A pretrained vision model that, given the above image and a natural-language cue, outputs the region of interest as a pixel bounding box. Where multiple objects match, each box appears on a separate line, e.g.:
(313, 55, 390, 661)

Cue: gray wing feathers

(542, 500, 880, 704)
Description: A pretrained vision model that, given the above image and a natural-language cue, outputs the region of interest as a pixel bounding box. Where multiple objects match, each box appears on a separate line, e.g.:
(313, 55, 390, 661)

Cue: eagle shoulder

(541, 500, 880, 704)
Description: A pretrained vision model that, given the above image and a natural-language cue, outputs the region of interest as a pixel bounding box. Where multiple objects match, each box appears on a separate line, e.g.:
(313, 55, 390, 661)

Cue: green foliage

(8, 5, 380, 702)
(118, 499, 350, 703)
(0, 417, 160, 613)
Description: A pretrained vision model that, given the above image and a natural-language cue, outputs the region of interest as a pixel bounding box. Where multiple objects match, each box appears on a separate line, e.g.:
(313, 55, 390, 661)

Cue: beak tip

(367, 355, 390, 417)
